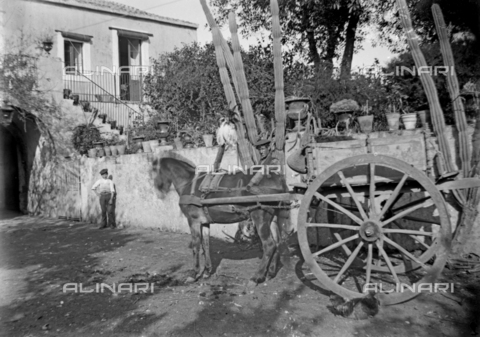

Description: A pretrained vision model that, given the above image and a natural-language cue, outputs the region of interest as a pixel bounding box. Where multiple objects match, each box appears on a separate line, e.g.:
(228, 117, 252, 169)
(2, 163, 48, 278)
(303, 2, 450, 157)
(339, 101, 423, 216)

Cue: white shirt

(92, 178, 115, 194)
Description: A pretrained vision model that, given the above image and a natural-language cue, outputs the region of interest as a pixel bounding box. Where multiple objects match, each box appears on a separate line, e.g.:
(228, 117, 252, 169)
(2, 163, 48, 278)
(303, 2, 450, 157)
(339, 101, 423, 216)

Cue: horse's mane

(159, 151, 196, 170)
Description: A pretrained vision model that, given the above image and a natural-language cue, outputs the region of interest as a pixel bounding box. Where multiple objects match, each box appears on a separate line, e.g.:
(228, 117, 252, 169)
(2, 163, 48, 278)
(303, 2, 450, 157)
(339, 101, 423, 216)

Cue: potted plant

(40, 33, 54, 54)
(330, 99, 359, 132)
(401, 105, 418, 130)
(174, 132, 183, 150)
(109, 135, 119, 156)
(385, 103, 401, 131)
(88, 148, 97, 158)
(198, 114, 217, 147)
(116, 139, 126, 155)
(71, 124, 101, 156)
(356, 101, 374, 133)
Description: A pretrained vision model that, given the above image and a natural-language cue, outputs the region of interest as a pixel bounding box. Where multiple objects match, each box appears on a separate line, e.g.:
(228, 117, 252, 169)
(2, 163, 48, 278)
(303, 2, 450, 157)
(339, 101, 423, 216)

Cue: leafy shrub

(71, 125, 101, 154)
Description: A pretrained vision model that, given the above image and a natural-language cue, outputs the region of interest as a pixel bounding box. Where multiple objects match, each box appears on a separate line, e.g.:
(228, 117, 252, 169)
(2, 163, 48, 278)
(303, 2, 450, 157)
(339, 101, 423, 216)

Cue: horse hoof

(185, 276, 196, 283)
(246, 280, 257, 289)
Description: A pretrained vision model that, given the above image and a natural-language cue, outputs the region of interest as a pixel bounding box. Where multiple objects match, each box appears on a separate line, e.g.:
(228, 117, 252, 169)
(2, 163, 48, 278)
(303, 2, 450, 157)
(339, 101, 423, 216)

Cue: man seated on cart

(246, 138, 281, 194)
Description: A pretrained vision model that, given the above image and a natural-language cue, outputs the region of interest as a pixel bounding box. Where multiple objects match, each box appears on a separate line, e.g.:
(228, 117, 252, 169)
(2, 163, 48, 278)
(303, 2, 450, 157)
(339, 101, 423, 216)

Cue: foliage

(210, 0, 374, 69)
(375, 0, 480, 53)
(383, 40, 480, 124)
(71, 125, 101, 154)
(144, 42, 284, 145)
(0, 34, 78, 157)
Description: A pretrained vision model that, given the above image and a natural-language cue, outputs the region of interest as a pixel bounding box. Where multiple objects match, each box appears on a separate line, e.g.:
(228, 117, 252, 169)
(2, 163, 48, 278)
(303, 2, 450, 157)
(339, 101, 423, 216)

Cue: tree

(210, 0, 376, 77)
(143, 42, 306, 142)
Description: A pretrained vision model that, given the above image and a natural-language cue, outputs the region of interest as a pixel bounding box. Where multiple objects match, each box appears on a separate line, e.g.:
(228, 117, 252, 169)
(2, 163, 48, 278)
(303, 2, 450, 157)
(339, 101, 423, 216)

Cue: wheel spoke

(391, 196, 432, 213)
(334, 242, 364, 283)
(377, 174, 409, 220)
(334, 232, 352, 256)
(306, 223, 359, 231)
(313, 234, 359, 257)
(376, 241, 400, 285)
(382, 199, 434, 227)
(383, 237, 429, 269)
(338, 171, 368, 220)
(364, 243, 373, 292)
(383, 229, 433, 236)
(409, 235, 431, 249)
(369, 163, 377, 216)
(314, 192, 363, 225)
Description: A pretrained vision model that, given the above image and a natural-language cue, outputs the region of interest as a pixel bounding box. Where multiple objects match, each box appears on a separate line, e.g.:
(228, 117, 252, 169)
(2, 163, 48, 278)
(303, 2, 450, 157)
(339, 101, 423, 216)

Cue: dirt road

(0, 214, 478, 337)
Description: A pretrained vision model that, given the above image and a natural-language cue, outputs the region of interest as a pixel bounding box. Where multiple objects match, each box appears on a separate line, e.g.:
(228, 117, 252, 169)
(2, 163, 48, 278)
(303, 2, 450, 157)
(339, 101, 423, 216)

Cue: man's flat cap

(254, 139, 270, 147)
(100, 169, 108, 175)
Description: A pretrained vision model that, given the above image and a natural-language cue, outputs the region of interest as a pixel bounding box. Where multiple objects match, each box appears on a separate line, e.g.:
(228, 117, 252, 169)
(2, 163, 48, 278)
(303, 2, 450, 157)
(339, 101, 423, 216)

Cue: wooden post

(270, 0, 286, 167)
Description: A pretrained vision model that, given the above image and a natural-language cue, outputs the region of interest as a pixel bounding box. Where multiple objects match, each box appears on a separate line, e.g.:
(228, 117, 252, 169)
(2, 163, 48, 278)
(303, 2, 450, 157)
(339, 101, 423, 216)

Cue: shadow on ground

(0, 217, 167, 336)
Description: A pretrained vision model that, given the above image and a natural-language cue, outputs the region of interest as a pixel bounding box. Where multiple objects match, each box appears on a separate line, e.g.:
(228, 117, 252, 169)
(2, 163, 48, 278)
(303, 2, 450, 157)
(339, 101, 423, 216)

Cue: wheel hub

(359, 220, 382, 242)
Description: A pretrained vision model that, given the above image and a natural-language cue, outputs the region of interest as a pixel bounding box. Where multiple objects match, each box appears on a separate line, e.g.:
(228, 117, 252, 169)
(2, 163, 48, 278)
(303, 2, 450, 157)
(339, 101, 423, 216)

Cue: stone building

(0, 0, 197, 213)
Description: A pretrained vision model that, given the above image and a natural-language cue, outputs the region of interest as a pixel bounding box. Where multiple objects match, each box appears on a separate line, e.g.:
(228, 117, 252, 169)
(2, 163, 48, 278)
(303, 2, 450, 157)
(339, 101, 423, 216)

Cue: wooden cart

(285, 130, 480, 305)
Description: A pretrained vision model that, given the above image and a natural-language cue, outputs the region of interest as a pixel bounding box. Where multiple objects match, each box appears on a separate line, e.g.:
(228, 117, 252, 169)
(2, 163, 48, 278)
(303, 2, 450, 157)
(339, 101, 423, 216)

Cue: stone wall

(30, 146, 241, 239)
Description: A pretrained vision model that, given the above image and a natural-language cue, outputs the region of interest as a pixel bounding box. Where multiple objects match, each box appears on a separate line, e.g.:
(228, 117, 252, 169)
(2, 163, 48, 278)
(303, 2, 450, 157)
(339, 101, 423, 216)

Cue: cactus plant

(396, 0, 456, 176)
(432, 4, 471, 182)
(200, 0, 254, 167)
(229, 12, 260, 163)
(270, 0, 286, 165)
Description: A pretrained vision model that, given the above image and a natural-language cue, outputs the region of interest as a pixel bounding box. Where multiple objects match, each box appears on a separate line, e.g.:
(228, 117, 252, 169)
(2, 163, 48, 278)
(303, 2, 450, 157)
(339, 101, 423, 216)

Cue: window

(64, 40, 83, 74)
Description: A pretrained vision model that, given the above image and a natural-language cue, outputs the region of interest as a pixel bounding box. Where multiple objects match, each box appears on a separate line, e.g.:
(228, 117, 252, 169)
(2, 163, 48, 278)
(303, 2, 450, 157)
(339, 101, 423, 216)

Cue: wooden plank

(200, 193, 301, 205)
(437, 178, 480, 191)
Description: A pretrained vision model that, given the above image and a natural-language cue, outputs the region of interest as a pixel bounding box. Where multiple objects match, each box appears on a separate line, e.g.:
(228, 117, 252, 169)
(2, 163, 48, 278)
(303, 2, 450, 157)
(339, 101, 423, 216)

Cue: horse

(152, 153, 291, 286)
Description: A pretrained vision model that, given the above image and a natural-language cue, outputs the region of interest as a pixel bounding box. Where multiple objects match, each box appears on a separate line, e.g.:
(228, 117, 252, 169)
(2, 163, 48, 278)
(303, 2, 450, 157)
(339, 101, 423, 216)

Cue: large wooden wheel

(297, 154, 452, 305)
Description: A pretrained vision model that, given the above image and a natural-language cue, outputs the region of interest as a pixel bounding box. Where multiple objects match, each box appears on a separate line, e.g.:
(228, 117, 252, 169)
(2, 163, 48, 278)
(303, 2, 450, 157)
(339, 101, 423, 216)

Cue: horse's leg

(201, 224, 212, 278)
(186, 219, 203, 283)
(267, 212, 281, 280)
(249, 209, 276, 285)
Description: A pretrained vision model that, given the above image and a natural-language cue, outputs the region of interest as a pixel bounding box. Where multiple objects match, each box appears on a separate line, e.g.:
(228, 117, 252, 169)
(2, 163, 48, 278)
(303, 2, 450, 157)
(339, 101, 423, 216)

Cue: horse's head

(151, 158, 172, 197)
(151, 155, 197, 197)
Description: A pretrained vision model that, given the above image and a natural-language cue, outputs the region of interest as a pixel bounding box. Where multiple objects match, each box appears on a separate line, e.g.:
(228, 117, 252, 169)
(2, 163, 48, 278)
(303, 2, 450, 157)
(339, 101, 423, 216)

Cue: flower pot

(174, 137, 183, 150)
(110, 121, 117, 129)
(386, 113, 401, 131)
(417, 110, 431, 127)
(149, 140, 159, 148)
(42, 41, 53, 54)
(97, 148, 105, 157)
(88, 148, 97, 158)
(104, 146, 112, 156)
(142, 141, 152, 153)
(402, 113, 418, 130)
(116, 145, 126, 155)
(357, 115, 374, 133)
(202, 134, 214, 147)
(110, 145, 117, 156)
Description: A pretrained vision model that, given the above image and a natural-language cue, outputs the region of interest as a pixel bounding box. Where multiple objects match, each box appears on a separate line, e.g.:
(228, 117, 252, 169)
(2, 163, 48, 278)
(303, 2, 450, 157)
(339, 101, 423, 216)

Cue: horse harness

(178, 167, 290, 223)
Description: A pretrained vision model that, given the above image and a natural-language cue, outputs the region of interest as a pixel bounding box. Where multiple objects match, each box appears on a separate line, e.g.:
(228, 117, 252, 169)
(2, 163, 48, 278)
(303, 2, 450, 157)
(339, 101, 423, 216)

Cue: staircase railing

(63, 70, 142, 127)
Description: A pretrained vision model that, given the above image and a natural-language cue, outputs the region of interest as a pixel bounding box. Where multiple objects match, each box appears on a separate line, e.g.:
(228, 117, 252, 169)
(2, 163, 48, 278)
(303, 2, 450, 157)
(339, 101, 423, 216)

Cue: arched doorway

(0, 126, 19, 211)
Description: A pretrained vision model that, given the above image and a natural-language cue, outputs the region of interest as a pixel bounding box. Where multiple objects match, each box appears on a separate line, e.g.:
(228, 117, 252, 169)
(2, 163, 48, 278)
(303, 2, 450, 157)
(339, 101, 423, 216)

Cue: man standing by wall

(107, 174, 117, 229)
(91, 169, 115, 229)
